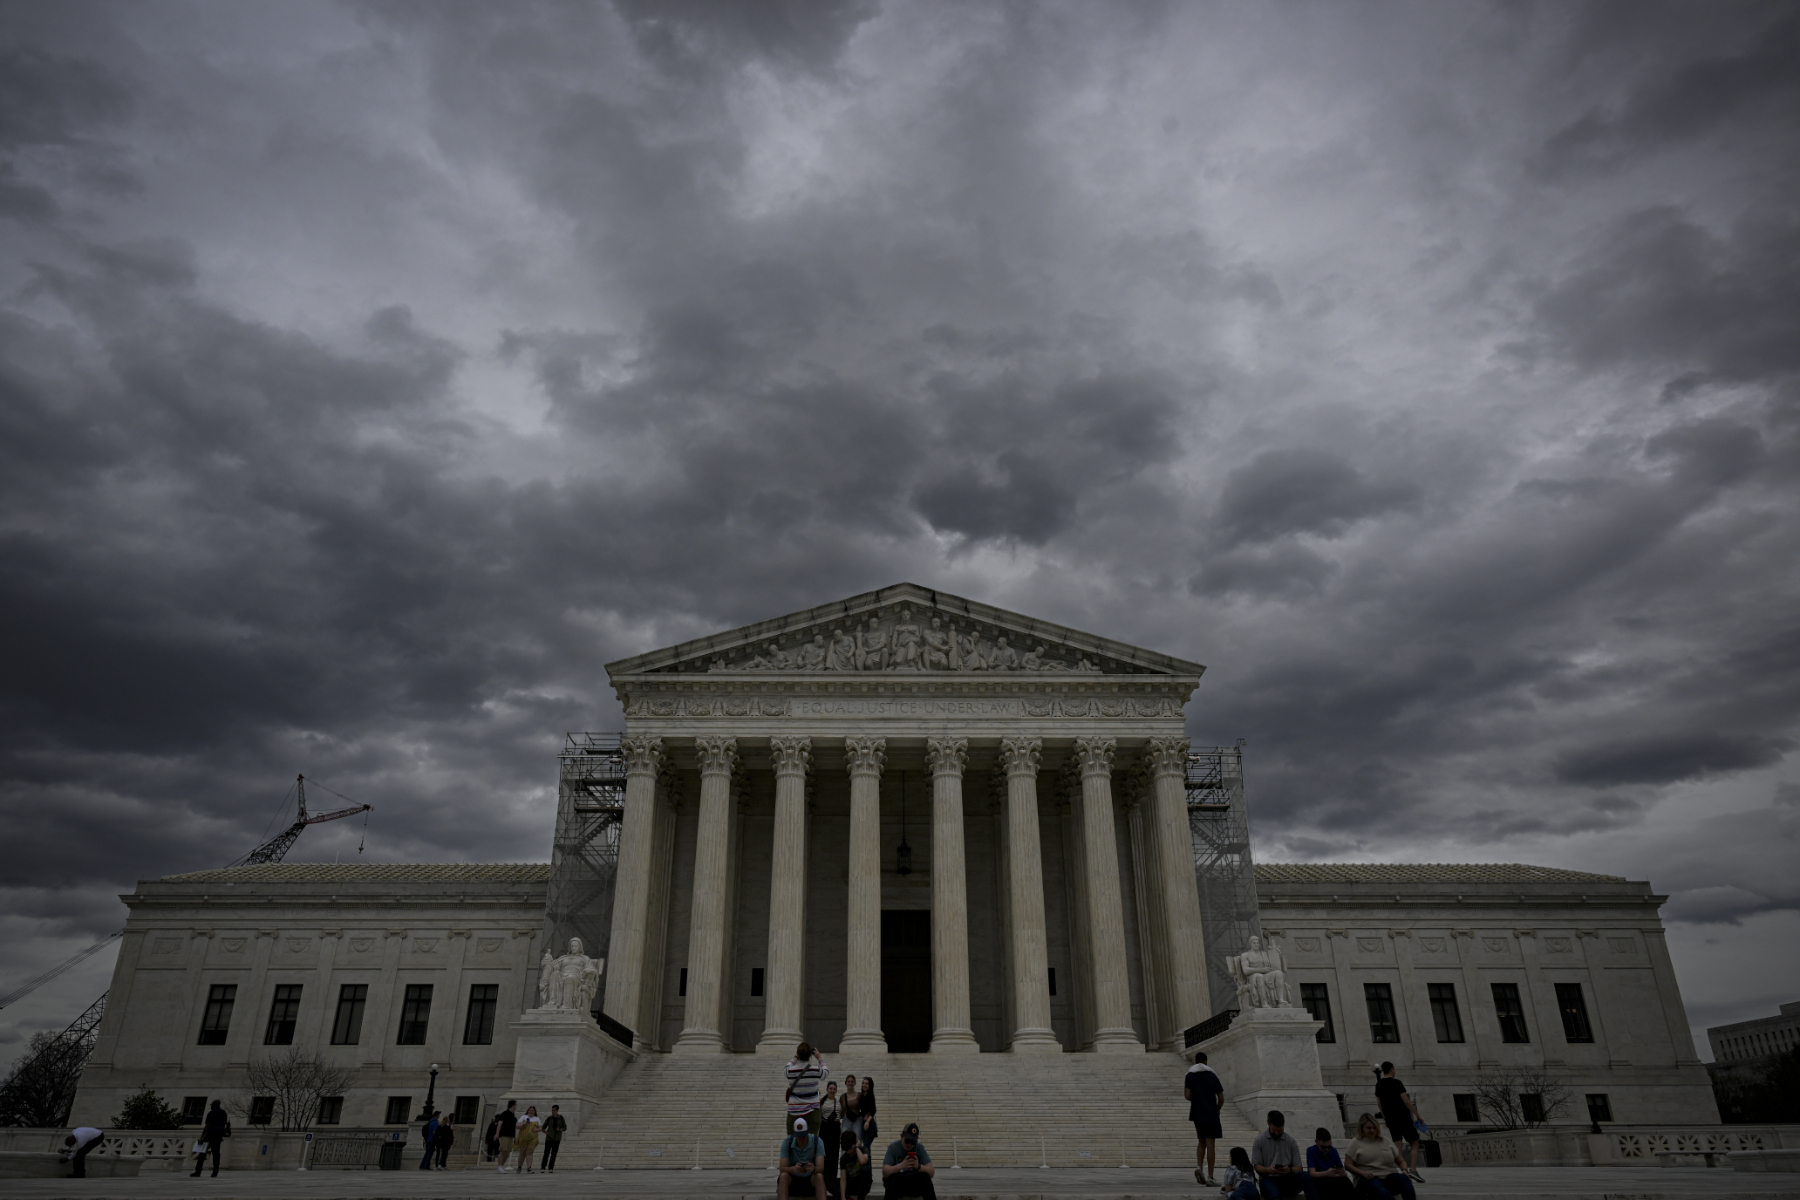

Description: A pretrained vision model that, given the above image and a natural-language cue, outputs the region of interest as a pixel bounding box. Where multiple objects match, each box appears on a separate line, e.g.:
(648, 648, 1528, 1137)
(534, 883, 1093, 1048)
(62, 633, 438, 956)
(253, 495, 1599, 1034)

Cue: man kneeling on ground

(780, 1116, 827, 1199)
(881, 1122, 936, 1199)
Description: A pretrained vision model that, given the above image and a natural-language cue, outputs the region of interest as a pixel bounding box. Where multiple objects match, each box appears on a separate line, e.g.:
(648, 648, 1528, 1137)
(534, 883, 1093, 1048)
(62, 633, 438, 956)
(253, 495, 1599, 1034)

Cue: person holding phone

(880, 1122, 936, 1199)
(780, 1117, 827, 1199)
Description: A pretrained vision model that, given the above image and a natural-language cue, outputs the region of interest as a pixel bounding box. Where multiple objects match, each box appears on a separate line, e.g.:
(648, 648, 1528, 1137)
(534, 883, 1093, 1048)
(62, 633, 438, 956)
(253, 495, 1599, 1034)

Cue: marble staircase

(545, 1050, 1261, 1171)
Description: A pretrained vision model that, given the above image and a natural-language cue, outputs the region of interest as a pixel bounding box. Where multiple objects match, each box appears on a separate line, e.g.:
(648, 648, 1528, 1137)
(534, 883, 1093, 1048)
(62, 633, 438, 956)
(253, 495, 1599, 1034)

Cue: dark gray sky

(2, 1, 1796, 1059)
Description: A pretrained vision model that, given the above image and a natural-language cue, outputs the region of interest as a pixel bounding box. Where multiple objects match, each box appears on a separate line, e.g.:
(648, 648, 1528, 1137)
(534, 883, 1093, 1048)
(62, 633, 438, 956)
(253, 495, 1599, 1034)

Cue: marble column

(674, 736, 737, 1055)
(841, 737, 887, 1051)
(758, 736, 813, 1054)
(927, 736, 979, 1053)
(1000, 737, 1060, 1053)
(602, 736, 664, 1038)
(1074, 736, 1143, 1052)
(1146, 736, 1211, 1035)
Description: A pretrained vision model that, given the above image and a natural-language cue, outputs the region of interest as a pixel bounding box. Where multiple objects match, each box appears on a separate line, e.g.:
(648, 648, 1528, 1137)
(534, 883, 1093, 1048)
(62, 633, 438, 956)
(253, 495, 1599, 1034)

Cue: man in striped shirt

(786, 1041, 830, 1136)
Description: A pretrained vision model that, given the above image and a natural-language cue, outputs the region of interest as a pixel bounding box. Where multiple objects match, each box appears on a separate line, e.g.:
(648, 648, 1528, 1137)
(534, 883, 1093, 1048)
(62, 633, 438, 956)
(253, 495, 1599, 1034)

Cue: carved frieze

(619, 690, 1190, 721)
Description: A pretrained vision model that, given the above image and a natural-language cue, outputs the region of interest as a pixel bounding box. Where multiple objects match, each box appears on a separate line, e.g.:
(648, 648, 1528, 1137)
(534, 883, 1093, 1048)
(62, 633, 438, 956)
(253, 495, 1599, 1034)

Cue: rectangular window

(1520, 1093, 1545, 1124)
(1453, 1094, 1480, 1123)
(180, 1097, 207, 1124)
(331, 984, 367, 1045)
(264, 984, 302, 1045)
(1428, 983, 1465, 1043)
(1301, 983, 1335, 1043)
(396, 984, 432, 1045)
(453, 1096, 481, 1125)
(1492, 982, 1530, 1043)
(316, 1097, 343, 1126)
(384, 1096, 412, 1125)
(1586, 1093, 1612, 1123)
(1048, 967, 1057, 997)
(1556, 982, 1594, 1042)
(197, 984, 236, 1045)
(678, 967, 687, 997)
(249, 1096, 274, 1125)
(463, 984, 499, 1045)
(1364, 982, 1400, 1043)
(750, 968, 765, 998)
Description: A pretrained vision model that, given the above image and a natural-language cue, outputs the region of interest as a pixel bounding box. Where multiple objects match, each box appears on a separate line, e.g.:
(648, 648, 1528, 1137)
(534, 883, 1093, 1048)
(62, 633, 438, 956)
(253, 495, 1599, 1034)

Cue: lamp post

(417, 1064, 439, 1122)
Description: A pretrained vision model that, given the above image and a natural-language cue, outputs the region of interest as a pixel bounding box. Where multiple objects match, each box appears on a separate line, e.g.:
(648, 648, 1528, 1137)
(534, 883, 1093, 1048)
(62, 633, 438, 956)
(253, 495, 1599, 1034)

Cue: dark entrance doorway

(880, 910, 933, 1052)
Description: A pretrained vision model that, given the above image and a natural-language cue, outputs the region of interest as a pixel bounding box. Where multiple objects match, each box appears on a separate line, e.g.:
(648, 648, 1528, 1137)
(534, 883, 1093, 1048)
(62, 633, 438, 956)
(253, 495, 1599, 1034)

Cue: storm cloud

(1, 0, 1797, 1053)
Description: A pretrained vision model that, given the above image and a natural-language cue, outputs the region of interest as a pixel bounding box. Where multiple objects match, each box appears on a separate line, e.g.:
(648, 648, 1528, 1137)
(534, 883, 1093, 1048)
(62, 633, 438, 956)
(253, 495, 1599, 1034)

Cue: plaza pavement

(1, 1165, 1796, 1200)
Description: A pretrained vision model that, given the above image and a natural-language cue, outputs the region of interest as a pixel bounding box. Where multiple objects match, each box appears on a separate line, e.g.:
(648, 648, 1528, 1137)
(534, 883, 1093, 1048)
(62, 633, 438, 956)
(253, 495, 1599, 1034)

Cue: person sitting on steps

(779, 1116, 827, 1200)
(881, 1122, 936, 1200)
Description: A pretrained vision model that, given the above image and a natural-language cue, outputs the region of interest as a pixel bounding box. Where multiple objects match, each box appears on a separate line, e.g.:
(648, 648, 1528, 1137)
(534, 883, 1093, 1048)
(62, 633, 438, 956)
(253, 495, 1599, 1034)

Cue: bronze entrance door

(880, 910, 933, 1052)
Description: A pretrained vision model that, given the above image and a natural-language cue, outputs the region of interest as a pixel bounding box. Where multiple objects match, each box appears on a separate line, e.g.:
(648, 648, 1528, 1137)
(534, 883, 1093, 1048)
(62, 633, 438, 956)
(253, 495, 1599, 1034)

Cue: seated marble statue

(537, 937, 604, 1012)
(1227, 935, 1292, 1009)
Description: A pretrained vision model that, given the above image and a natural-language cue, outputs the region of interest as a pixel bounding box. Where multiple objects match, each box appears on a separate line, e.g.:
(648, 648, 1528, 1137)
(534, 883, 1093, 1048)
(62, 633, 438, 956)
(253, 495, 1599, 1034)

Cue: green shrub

(111, 1089, 183, 1129)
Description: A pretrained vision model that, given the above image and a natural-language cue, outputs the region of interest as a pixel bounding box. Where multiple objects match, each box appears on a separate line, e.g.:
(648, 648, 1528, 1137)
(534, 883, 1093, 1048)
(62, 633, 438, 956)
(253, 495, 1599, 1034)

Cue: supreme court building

(71, 584, 1720, 1150)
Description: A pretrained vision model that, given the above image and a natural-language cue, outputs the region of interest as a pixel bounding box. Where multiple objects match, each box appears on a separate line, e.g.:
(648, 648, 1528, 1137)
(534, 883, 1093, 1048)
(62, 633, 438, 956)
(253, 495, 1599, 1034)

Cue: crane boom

(239, 775, 372, 866)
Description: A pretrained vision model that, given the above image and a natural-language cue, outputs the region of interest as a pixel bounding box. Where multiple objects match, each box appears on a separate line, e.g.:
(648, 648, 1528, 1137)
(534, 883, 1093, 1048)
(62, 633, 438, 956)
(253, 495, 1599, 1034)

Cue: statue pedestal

(1199, 1007, 1340, 1138)
(503, 1008, 636, 1135)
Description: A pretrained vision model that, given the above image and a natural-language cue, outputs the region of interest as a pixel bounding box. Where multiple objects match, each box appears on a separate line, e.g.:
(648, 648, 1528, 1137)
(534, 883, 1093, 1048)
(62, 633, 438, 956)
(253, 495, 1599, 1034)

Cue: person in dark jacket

(432, 1117, 455, 1169)
(191, 1101, 229, 1177)
(540, 1104, 568, 1172)
(484, 1112, 501, 1162)
(419, 1110, 440, 1169)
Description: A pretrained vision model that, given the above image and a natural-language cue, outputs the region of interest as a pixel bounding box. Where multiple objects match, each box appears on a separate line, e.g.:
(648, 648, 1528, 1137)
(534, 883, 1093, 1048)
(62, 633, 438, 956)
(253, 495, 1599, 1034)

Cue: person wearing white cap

(779, 1115, 826, 1199)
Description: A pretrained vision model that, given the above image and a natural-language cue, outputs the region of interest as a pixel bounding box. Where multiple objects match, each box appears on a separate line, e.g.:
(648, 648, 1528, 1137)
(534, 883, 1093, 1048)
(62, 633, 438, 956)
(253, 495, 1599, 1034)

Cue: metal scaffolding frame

(1188, 741, 1262, 1017)
(0, 992, 106, 1127)
(542, 733, 627, 968)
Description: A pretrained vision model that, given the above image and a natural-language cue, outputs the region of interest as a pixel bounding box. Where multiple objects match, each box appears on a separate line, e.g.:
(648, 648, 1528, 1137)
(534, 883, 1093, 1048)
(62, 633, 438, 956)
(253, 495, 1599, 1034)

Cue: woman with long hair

(856, 1077, 878, 1154)
(817, 1080, 842, 1194)
(513, 1105, 541, 1174)
(841, 1073, 860, 1147)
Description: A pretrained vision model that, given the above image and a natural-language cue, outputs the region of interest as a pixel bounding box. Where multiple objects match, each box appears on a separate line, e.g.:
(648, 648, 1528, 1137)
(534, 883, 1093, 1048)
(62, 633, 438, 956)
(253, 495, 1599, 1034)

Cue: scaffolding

(1188, 741, 1262, 1018)
(0, 992, 106, 1127)
(541, 733, 627, 969)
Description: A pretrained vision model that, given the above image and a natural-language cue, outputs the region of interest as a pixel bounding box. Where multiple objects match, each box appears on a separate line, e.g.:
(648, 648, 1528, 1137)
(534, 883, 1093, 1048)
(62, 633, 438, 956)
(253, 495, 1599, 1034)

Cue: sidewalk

(1, 1165, 1795, 1199)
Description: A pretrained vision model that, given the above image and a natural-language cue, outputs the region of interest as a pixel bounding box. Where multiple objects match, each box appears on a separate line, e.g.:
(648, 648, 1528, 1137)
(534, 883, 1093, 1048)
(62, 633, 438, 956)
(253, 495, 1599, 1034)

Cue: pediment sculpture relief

(662, 603, 1140, 675)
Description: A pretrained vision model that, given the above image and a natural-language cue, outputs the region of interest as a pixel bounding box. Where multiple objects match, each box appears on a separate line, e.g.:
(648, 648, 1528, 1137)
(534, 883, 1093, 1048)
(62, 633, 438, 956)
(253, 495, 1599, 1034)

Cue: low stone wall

(1440, 1124, 1800, 1168)
(0, 1127, 411, 1173)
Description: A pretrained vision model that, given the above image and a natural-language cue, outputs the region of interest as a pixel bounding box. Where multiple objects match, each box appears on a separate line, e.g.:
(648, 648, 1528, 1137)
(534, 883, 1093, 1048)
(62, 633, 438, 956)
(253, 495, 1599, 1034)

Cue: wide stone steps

(551, 1050, 1259, 1170)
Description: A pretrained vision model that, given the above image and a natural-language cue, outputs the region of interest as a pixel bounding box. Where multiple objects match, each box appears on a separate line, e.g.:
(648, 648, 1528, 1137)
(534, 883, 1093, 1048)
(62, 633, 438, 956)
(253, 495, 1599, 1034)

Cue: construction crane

(237, 774, 372, 866)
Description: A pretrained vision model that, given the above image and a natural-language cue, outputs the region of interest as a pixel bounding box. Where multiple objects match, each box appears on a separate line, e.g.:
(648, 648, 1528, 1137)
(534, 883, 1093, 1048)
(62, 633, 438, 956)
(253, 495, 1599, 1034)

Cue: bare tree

(235, 1050, 353, 1132)
(1471, 1067, 1574, 1130)
(0, 1031, 88, 1127)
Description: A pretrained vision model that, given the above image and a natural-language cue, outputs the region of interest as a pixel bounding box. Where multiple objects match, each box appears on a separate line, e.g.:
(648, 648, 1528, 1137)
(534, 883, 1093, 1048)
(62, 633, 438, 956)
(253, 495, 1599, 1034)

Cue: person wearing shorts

(1185, 1050, 1224, 1185)
(1373, 1063, 1423, 1180)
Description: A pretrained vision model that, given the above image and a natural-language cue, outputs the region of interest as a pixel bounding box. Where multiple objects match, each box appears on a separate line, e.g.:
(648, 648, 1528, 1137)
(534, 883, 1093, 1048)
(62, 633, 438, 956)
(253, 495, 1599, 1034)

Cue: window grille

(1428, 983, 1464, 1043)
(396, 985, 433, 1046)
(197, 985, 236, 1045)
(1364, 983, 1400, 1043)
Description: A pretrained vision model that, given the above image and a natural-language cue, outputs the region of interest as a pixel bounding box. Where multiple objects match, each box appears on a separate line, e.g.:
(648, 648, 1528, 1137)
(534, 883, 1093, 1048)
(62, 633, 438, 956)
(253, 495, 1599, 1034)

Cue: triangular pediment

(606, 583, 1204, 679)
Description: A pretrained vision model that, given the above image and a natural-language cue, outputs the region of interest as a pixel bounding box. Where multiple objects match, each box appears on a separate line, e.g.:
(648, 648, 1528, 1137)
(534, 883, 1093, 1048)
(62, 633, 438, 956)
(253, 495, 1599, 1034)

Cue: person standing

(418, 1109, 440, 1169)
(1186, 1050, 1225, 1185)
(1373, 1063, 1424, 1180)
(880, 1122, 936, 1200)
(786, 1041, 829, 1136)
(779, 1117, 826, 1200)
(1249, 1110, 1315, 1199)
(191, 1100, 229, 1177)
(856, 1078, 878, 1153)
(484, 1110, 501, 1162)
(432, 1117, 455, 1169)
(61, 1127, 104, 1178)
(494, 1099, 519, 1172)
(817, 1081, 843, 1197)
(540, 1104, 567, 1172)
(1344, 1114, 1417, 1200)
(514, 1105, 541, 1173)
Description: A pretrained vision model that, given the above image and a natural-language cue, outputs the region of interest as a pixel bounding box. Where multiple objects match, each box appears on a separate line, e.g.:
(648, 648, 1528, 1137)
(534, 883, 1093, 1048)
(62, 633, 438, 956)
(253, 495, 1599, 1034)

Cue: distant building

(1707, 1001, 1800, 1083)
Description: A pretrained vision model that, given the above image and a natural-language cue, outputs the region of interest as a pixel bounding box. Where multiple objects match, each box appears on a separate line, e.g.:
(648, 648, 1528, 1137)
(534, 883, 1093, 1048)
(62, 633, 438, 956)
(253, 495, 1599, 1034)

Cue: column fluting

(1000, 737, 1061, 1053)
(1074, 736, 1144, 1052)
(673, 735, 737, 1055)
(840, 736, 887, 1051)
(758, 736, 813, 1053)
(927, 736, 980, 1053)
(602, 735, 664, 1038)
(1147, 736, 1211, 1036)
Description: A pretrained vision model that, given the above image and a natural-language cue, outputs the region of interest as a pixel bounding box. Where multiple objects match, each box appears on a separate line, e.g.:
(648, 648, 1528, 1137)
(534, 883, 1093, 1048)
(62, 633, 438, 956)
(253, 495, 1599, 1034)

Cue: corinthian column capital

(621, 735, 665, 778)
(844, 736, 886, 779)
(998, 737, 1042, 777)
(769, 736, 812, 778)
(1073, 736, 1116, 779)
(694, 736, 738, 777)
(1144, 736, 1190, 779)
(926, 737, 969, 777)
